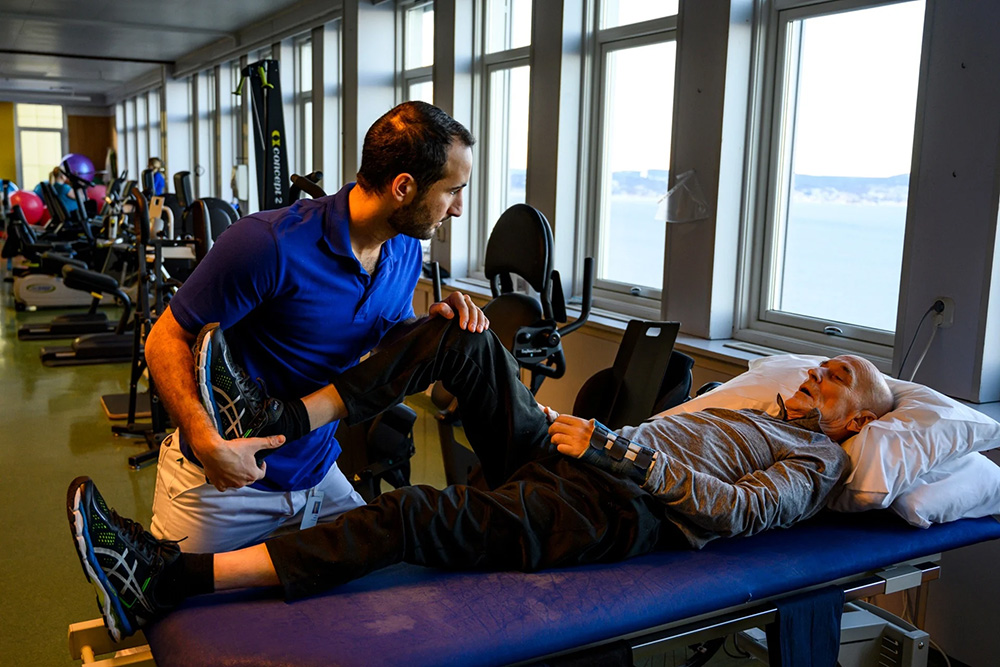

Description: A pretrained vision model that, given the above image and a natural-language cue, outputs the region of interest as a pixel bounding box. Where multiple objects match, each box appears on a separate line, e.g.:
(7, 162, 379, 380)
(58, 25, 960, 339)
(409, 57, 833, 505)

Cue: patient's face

(784, 355, 878, 441)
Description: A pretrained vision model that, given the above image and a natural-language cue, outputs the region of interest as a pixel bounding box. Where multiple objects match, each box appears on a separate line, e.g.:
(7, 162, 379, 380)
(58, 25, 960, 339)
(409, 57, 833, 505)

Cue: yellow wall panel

(0, 102, 17, 183)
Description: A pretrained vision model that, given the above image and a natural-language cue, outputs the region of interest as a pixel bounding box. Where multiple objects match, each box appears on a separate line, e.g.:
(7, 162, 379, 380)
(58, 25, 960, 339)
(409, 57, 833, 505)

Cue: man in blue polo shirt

(144, 101, 486, 552)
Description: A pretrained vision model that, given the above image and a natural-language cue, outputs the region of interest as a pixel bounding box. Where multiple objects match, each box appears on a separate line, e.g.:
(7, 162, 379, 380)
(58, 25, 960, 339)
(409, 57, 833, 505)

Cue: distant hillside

(510, 169, 910, 203)
(793, 173, 909, 204)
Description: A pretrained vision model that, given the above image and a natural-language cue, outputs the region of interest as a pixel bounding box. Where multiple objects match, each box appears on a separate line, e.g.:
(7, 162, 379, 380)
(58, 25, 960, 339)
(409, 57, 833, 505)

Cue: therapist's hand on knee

(196, 435, 285, 491)
(548, 415, 595, 459)
(429, 290, 490, 333)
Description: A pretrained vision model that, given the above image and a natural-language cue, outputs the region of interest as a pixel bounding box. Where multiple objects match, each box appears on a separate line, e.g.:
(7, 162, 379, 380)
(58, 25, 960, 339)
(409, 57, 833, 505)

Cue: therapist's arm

(145, 307, 284, 491)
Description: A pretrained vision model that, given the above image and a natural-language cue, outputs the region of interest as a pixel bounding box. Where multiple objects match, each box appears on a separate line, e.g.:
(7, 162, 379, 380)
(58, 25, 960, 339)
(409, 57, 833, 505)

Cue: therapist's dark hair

(356, 101, 475, 195)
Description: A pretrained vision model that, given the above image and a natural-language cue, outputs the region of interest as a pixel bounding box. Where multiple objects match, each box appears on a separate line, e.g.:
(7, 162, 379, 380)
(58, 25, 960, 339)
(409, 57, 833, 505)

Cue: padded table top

(145, 512, 1000, 667)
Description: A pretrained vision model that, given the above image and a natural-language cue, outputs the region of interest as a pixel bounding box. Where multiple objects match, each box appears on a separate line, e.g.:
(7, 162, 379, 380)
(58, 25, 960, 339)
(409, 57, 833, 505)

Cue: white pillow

(655, 353, 821, 418)
(657, 354, 1000, 512)
(891, 452, 1000, 528)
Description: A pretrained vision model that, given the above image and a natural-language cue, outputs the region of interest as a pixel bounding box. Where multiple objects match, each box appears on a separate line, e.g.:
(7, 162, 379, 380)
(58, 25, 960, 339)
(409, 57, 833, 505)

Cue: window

(745, 0, 925, 351)
(114, 103, 125, 179)
(400, 1, 434, 103)
(196, 68, 218, 198)
(15, 104, 64, 189)
(125, 98, 137, 178)
(165, 76, 193, 190)
(136, 94, 149, 173)
(584, 3, 678, 315)
(219, 61, 240, 205)
(148, 88, 162, 167)
(600, 0, 678, 29)
(295, 37, 314, 176)
(475, 0, 532, 266)
(322, 20, 342, 189)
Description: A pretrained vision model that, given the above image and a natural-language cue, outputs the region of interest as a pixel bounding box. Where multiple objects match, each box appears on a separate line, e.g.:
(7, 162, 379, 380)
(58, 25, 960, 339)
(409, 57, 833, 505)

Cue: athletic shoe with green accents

(193, 322, 284, 442)
(66, 476, 178, 641)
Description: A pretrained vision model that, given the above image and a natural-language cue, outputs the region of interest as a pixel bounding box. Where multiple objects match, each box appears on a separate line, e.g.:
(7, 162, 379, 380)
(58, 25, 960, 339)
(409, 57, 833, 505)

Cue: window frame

(293, 35, 314, 176)
(13, 103, 67, 190)
(737, 0, 923, 359)
(398, 0, 435, 104)
(581, 13, 679, 320)
(470, 0, 532, 274)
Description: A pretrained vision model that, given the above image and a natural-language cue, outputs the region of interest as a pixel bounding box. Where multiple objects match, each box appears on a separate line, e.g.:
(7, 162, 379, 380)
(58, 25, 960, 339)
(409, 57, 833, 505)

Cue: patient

(67, 317, 893, 640)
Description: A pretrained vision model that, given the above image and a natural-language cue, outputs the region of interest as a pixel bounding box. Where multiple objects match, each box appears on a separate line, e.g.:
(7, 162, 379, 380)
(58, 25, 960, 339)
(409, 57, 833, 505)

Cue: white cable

(907, 322, 938, 382)
(930, 639, 952, 667)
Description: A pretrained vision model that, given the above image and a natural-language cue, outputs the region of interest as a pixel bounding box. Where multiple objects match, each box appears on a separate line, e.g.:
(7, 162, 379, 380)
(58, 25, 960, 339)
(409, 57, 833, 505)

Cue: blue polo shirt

(168, 183, 422, 491)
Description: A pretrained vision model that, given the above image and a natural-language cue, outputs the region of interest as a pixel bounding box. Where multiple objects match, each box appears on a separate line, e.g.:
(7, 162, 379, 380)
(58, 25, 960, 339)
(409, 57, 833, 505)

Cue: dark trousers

(265, 318, 679, 600)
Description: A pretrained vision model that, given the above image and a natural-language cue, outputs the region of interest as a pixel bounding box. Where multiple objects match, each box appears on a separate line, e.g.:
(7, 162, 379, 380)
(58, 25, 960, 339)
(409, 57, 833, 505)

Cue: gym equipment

(109, 188, 188, 465)
(170, 171, 237, 242)
(572, 320, 690, 430)
(105, 189, 230, 467)
(239, 59, 289, 210)
(17, 251, 116, 340)
(6, 208, 104, 311)
(288, 171, 324, 200)
(39, 265, 134, 366)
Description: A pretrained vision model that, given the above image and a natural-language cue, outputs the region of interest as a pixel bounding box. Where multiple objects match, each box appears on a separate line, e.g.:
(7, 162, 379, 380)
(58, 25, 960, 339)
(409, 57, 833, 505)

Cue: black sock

(157, 553, 215, 606)
(262, 397, 311, 441)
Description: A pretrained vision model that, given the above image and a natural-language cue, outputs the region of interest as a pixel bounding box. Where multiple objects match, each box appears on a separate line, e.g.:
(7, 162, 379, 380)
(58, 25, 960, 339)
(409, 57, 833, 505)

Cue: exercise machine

(237, 59, 289, 210)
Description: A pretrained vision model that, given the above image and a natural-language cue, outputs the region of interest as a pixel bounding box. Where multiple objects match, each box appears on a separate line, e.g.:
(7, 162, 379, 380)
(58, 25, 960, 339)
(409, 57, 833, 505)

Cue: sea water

(603, 197, 905, 332)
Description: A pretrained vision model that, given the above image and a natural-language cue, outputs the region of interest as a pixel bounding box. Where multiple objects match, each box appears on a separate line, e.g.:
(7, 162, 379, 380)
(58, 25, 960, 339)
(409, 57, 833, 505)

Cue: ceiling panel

(0, 0, 310, 105)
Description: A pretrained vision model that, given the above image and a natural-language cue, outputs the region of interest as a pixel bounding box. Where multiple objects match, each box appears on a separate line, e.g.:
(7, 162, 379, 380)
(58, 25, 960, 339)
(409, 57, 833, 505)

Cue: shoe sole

(194, 324, 223, 434)
(66, 477, 129, 642)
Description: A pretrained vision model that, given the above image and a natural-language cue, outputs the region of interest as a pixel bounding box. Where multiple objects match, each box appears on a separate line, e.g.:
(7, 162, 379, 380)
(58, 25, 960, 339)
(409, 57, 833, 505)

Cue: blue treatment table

(141, 512, 1000, 666)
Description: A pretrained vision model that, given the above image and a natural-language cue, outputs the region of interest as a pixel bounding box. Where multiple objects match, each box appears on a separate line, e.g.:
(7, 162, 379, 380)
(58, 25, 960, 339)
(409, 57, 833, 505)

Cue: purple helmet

(61, 153, 96, 183)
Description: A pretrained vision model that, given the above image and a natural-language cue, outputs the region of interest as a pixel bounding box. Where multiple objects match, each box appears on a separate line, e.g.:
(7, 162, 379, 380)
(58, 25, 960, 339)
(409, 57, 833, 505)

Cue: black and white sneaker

(67, 476, 179, 641)
(193, 323, 283, 441)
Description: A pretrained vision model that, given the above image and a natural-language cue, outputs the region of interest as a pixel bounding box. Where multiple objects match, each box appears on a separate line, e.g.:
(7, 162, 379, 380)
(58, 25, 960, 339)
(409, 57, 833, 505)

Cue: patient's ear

(846, 409, 877, 434)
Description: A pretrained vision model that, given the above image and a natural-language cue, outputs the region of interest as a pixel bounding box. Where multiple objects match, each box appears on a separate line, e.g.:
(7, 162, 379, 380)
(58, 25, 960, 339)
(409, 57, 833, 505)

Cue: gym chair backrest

(571, 321, 690, 430)
(38, 182, 68, 225)
(177, 196, 237, 241)
(485, 203, 555, 320)
(480, 204, 593, 393)
(140, 169, 156, 195)
(173, 171, 194, 209)
(189, 199, 234, 262)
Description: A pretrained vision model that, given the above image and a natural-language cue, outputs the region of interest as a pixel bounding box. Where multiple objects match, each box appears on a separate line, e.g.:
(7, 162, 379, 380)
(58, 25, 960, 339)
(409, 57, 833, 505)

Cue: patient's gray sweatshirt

(617, 399, 849, 549)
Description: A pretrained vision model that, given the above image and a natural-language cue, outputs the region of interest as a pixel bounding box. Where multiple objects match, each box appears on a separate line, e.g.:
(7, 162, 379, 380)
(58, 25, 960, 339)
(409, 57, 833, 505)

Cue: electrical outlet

(933, 296, 954, 328)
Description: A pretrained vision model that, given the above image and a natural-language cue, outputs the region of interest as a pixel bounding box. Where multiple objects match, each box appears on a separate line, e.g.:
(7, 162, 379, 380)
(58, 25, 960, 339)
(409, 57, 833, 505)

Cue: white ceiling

(0, 0, 310, 106)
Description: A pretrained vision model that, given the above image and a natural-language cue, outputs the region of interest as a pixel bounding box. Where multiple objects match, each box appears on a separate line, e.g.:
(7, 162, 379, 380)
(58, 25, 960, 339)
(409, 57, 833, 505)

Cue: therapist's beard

(388, 196, 438, 240)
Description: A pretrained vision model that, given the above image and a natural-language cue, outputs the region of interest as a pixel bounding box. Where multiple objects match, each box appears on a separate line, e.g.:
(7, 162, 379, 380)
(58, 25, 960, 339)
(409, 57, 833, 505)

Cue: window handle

(824, 326, 844, 336)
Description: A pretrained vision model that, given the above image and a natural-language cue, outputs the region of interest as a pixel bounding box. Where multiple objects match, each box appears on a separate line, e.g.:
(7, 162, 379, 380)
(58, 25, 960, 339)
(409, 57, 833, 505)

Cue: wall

(0, 102, 16, 182)
(67, 114, 114, 175)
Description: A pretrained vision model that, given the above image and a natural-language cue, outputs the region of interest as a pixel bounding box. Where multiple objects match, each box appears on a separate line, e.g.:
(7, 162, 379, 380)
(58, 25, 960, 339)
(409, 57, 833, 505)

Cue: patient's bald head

(783, 355, 893, 442)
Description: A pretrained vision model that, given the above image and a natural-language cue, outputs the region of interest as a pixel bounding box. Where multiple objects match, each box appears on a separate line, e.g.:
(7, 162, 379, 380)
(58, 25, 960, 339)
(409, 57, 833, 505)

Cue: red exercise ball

(86, 184, 107, 205)
(10, 189, 45, 224)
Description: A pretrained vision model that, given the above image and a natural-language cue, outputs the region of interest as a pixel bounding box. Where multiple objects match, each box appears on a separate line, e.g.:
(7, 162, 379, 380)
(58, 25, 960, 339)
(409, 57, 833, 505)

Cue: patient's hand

(537, 402, 559, 423)
(548, 415, 595, 459)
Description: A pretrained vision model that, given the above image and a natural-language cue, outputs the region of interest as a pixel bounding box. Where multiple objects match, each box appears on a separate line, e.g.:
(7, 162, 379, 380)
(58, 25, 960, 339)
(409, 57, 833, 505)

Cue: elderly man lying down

(67, 316, 893, 641)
